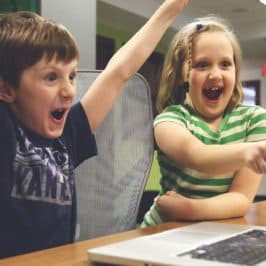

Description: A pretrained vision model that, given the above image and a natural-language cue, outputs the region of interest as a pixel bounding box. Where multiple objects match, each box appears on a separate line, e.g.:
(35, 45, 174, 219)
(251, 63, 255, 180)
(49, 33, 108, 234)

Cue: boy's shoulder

(0, 101, 16, 133)
(0, 102, 17, 163)
(0, 101, 10, 114)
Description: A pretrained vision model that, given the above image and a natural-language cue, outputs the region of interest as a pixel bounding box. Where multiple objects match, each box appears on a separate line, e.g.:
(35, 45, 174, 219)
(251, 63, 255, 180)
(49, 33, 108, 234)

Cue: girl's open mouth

(203, 87, 223, 101)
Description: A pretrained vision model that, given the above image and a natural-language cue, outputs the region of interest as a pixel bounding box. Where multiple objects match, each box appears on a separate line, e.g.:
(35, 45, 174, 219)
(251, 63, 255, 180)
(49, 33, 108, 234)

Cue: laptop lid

(88, 222, 266, 266)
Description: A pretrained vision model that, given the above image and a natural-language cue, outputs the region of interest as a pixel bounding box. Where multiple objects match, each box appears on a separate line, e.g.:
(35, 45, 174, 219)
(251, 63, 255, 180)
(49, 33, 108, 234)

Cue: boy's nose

(60, 82, 75, 99)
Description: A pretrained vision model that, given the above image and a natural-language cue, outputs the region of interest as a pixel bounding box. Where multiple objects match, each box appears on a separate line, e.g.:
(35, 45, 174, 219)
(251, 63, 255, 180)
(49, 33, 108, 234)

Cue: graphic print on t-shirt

(11, 127, 74, 205)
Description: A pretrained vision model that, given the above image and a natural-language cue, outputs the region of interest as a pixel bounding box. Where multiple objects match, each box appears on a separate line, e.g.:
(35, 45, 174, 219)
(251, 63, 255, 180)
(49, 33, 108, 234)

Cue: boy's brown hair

(0, 11, 79, 88)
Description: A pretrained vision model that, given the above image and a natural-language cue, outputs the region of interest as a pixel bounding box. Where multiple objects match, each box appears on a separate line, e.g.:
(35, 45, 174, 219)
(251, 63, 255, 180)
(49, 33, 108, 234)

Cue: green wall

(97, 22, 168, 55)
(0, 0, 40, 13)
(144, 151, 161, 191)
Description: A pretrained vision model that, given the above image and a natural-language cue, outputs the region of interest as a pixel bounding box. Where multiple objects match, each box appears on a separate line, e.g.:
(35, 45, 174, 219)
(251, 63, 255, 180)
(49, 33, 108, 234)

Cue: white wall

(242, 61, 266, 108)
(40, 0, 96, 70)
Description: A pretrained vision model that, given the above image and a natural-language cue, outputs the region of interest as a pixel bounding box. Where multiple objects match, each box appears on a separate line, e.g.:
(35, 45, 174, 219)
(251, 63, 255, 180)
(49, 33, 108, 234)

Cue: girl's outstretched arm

(155, 121, 266, 175)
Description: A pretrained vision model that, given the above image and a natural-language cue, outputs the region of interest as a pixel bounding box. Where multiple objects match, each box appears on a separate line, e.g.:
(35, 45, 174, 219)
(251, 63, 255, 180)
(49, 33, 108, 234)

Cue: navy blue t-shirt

(0, 102, 97, 258)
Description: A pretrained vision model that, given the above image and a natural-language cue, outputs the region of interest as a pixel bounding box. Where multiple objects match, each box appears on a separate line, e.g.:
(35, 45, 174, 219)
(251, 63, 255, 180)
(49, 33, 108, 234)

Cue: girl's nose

(208, 67, 222, 81)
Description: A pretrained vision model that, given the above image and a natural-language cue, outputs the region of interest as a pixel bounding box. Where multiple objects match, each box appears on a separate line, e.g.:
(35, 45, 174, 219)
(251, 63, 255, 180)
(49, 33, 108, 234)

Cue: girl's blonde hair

(156, 16, 243, 113)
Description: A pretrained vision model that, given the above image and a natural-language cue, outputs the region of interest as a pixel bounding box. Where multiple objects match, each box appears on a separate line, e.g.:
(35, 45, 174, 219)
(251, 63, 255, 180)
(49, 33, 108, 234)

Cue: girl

(142, 16, 266, 227)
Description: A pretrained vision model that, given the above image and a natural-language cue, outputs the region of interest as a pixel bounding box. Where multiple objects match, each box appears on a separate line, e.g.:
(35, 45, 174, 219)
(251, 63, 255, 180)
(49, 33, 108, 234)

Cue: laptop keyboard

(180, 229, 266, 265)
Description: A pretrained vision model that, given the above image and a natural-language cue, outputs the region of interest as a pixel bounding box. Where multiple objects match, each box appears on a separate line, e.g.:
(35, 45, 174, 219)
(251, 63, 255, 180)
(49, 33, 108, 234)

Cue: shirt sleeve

(62, 102, 97, 168)
(153, 105, 188, 128)
(246, 105, 266, 142)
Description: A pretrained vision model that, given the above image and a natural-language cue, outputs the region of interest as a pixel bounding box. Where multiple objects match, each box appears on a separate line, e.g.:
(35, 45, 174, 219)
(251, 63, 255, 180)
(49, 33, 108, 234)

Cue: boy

(0, 0, 188, 258)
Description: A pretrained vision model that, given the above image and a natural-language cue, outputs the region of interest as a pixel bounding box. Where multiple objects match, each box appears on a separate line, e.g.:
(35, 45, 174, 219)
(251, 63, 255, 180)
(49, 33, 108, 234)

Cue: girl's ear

(0, 75, 16, 103)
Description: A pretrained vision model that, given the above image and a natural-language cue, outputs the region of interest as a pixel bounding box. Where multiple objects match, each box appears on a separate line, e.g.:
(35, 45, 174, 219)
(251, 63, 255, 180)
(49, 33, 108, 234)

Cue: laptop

(88, 221, 266, 266)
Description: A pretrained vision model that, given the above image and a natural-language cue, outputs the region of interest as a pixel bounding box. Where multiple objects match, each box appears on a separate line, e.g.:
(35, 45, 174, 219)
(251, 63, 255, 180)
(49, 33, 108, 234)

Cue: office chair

(74, 70, 154, 240)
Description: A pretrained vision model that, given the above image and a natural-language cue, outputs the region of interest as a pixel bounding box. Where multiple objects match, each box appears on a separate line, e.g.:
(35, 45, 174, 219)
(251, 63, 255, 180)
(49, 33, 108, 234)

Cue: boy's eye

(69, 72, 77, 81)
(46, 73, 57, 82)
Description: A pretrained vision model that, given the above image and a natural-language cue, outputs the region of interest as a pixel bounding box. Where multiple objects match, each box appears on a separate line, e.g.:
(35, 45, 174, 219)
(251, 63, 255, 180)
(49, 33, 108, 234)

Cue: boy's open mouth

(203, 87, 223, 101)
(51, 108, 66, 120)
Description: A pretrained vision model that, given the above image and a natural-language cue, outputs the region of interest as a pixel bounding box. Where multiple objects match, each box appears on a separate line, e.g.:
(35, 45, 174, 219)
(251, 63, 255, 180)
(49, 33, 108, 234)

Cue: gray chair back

(74, 70, 154, 240)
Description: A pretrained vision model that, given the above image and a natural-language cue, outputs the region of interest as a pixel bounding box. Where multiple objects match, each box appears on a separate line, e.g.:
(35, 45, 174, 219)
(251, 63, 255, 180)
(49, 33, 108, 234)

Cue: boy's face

(188, 31, 235, 122)
(9, 55, 78, 139)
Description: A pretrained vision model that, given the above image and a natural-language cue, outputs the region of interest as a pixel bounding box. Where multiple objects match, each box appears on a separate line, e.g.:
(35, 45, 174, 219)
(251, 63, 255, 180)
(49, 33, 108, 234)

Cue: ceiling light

(259, 0, 266, 5)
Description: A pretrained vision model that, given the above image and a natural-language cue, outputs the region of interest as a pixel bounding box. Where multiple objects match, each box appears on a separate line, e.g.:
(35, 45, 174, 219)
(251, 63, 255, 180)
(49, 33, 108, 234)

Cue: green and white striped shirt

(141, 104, 266, 227)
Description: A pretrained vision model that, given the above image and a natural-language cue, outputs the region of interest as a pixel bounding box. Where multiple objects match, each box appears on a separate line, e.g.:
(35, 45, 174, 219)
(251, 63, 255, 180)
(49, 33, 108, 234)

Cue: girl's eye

(221, 61, 232, 68)
(45, 73, 57, 82)
(194, 61, 209, 69)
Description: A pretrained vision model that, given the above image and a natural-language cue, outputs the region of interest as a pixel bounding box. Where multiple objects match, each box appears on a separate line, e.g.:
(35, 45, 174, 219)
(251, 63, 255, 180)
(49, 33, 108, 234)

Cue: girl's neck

(186, 103, 224, 132)
(202, 115, 224, 132)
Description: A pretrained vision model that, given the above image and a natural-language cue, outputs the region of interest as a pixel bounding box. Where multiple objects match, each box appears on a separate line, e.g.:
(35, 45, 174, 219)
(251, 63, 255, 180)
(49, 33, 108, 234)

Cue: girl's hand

(166, 0, 189, 14)
(245, 141, 266, 174)
(156, 191, 190, 221)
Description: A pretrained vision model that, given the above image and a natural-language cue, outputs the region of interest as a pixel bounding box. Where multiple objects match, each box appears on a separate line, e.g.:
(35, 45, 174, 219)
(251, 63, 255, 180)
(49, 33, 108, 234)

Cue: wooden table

(1, 200, 266, 266)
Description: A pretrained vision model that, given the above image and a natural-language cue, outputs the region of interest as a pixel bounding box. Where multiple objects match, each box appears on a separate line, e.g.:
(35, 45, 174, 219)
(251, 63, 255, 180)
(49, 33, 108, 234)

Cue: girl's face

(9, 55, 78, 139)
(187, 31, 236, 122)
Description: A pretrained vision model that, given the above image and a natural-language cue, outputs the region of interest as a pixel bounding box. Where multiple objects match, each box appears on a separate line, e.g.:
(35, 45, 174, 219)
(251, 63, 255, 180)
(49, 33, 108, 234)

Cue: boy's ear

(0, 75, 16, 103)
